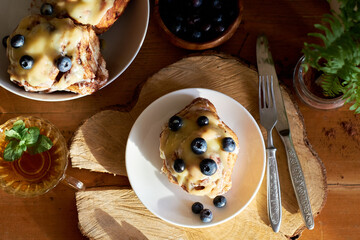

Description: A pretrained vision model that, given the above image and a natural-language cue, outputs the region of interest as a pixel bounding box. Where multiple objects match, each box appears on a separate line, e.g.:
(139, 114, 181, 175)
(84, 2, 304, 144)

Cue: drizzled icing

(56, 0, 115, 25)
(6, 15, 98, 92)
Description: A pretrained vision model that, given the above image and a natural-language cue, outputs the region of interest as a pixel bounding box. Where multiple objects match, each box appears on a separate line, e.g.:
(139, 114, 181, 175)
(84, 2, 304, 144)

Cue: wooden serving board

(71, 54, 327, 240)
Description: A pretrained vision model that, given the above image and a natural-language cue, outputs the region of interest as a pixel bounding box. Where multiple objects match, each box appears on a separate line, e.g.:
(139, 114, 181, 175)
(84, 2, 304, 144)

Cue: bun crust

(94, 0, 131, 34)
(49, 0, 131, 34)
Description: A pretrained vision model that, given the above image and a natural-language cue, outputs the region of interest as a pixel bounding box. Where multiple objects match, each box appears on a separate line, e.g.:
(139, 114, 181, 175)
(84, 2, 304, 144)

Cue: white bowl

(0, 0, 149, 102)
(126, 88, 266, 228)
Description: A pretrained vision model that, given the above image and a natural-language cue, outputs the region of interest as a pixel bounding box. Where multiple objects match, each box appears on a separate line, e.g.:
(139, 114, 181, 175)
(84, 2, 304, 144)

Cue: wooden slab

(71, 54, 327, 239)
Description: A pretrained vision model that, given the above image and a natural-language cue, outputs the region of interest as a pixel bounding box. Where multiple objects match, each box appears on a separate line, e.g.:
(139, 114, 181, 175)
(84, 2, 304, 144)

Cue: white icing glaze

(6, 15, 98, 93)
(57, 0, 115, 25)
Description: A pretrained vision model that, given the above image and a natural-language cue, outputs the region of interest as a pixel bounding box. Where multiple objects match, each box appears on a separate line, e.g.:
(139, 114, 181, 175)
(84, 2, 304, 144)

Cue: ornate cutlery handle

(267, 148, 282, 233)
(281, 135, 314, 230)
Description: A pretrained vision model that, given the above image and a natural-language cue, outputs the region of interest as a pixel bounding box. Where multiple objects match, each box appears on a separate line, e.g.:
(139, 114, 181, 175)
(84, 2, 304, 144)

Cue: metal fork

(259, 75, 282, 233)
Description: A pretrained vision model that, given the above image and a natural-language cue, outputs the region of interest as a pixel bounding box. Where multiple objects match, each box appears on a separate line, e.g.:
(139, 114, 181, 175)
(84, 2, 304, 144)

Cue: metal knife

(256, 35, 314, 230)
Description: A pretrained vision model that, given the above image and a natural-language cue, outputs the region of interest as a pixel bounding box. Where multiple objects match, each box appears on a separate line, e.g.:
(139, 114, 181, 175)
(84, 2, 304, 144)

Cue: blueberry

(10, 34, 25, 48)
(190, 0, 202, 8)
(214, 24, 225, 33)
(212, 0, 223, 9)
(213, 14, 224, 23)
(191, 138, 207, 154)
(201, 23, 212, 32)
(169, 116, 183, 131)
(197, 116, 209, 126)
(40, 3, 54, 16)
(171, 22, 182, 34)
(192, 31, 202, 40)
(187, 15, 201, 26)
(213, 195, 227, 208)
(175, 15, 184, 22)
(200, 209, 213, 223)
(222, 137, 236, 152)
(191, 202, 203, 214)
(19, 55, 34, 70)
(180, 25, 189, 35)
(2, 35, 9, 48)
(200, 159, 217, 176)
(173, 158, 185, 173)
(56, 56, 72, 72)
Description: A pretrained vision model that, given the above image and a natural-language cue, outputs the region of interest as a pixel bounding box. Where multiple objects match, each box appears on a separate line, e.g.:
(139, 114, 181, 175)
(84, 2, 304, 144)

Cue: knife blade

(256, 35, 314, 230)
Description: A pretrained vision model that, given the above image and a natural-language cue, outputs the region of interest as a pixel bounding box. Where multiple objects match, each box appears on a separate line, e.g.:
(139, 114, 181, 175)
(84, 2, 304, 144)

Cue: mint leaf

(5, 120, 26, 141)
(12, 120, 26, 133)
(2, 120, 53, 161)
(19, 139, 26, 146)
(28, 135, 53, 155)
(5, 129, 22, 140)
(23, 127, 40, 145)
(3, 140, 26, 161)
(19, 128, 29, 139)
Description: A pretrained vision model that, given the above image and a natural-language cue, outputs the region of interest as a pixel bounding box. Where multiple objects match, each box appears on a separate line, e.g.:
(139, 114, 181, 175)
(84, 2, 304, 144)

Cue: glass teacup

(0, 116, 84, 197)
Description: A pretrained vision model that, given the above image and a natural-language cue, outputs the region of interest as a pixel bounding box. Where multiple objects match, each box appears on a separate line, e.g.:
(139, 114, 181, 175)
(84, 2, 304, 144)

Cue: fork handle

(267, 148, 282, 233)
(281, 135, 314, 230)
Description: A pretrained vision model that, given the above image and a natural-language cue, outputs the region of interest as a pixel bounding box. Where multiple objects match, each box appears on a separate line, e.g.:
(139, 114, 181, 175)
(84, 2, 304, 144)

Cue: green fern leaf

(302, 0, 360, 112)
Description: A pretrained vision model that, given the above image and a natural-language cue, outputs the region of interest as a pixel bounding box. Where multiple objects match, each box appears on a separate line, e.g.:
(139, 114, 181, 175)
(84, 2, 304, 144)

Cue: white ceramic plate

(126, 88, 266, 228)
(0, 0, 149, 101)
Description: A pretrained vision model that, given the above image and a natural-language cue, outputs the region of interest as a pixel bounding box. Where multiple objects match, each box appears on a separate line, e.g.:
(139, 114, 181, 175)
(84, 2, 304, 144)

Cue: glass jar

(293, 56, 345, 110)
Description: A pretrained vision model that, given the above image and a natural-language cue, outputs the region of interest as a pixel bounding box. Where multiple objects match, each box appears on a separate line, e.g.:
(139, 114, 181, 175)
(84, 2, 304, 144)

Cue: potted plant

(293, 0, 360, 111)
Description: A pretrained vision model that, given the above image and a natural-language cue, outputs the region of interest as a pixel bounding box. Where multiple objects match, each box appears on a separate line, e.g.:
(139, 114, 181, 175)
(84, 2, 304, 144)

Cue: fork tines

(259, 76, 276, 110)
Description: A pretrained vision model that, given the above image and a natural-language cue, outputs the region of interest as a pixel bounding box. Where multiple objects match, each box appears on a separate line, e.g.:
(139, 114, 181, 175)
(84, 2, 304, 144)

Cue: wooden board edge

(69, 109, 129, 176)
(191, 50, 258, 72)
(103, 80, 147, 113)
(104, 51, 257, 114)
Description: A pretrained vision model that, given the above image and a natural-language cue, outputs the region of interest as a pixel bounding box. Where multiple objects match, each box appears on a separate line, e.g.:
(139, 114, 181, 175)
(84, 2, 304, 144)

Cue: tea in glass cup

(0, 116, 84, 197)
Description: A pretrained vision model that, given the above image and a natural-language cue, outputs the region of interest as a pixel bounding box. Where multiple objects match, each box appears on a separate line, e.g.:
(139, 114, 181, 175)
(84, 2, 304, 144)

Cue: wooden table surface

(0, 0, 359, 239)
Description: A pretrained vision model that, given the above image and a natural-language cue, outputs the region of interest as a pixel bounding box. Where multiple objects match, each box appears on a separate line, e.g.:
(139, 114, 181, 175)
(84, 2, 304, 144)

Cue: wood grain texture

(301, 185, 360, 240)
(70, 110, 134, 176)
(72, 54, 327, 239)
(2, 1, 358, 239)
(77, 188, 187, 240)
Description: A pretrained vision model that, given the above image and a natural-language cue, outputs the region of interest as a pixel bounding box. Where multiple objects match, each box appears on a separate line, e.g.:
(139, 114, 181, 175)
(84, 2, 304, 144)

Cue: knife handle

(281, 135, 314, 230)
(266, 148, 282, 233)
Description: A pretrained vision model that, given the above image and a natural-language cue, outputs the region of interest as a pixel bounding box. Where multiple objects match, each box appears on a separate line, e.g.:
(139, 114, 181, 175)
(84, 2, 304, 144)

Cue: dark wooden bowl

(154, 0, 243, 50)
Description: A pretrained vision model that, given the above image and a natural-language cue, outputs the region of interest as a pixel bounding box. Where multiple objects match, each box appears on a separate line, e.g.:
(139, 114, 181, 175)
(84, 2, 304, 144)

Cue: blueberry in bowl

(154, 0, 243, 50)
